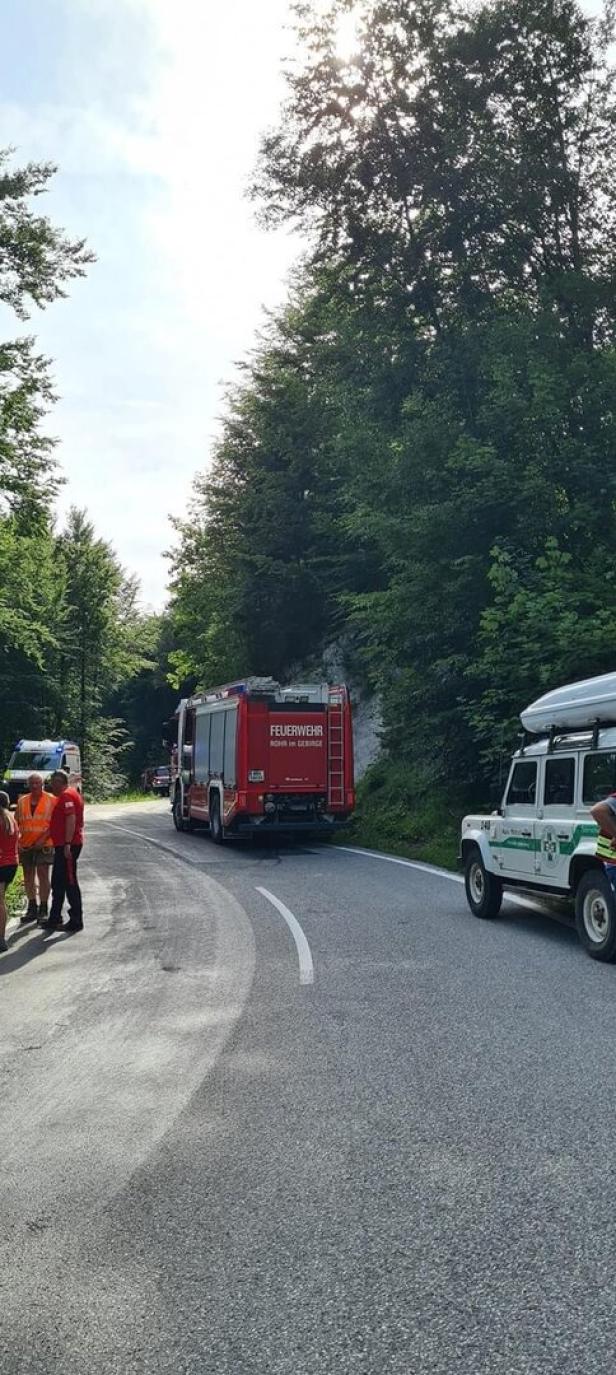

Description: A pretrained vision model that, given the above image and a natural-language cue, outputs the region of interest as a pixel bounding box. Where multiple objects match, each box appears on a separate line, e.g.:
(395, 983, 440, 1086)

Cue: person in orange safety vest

(16, 773, 55, 925)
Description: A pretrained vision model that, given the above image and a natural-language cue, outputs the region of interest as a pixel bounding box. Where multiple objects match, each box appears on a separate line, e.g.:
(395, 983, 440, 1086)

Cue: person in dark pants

(40, 770, 85, 934)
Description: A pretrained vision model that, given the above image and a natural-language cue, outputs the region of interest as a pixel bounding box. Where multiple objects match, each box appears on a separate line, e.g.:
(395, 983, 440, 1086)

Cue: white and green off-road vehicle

(460, 673, 616, 962)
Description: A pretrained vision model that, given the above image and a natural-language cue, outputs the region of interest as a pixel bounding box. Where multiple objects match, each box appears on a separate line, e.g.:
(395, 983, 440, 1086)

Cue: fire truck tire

(575, 869, 616, 961)
(172, 789, 186, 832)
(464, 845, 503, 920)
(209, 792, 224, 845)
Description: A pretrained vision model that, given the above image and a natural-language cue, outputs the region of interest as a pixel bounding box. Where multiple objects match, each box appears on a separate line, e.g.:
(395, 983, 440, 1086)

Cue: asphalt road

(2, 801, 616, 1374)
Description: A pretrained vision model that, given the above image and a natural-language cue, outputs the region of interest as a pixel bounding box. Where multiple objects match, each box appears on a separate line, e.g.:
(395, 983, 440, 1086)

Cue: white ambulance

(2, 739, 82, 806)
(460, 673, 616, 962)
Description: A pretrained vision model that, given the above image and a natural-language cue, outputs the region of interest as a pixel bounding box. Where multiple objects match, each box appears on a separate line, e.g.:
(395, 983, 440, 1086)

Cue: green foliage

(0, 148, 93, 516)
(55, 509, 144, 740)
(95, 790, 161, 805)
(0, 153, 96, 770)
(8, 8, 616, 849)
(110, 613, 178, 780)
(168, 0, 616, 853)
(46, 509, 153, 787)
(0, 517, 65, 762)
(80, 717, 131, 801)
(0, 338, 60, 515)
(5, 867, 25, 922)
(255, 0, 616, 327)
(167, 283, 380, 686)
(0, 505, 154, 781)
(0, 148, 94, 318)
(342, 759, 471, 871)
(467, 538, 616, 769)
(0, 152, 155, 785)
(0, 517, 61, 663)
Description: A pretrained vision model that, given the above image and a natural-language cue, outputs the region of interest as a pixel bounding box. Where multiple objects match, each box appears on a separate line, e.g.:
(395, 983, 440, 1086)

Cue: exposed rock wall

(315, 643, 382, 781)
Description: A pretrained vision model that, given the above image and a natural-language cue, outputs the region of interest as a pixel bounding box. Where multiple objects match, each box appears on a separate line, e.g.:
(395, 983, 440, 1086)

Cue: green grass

(337, 759, 476, 872)
(6, 867, 25, 922)
(88, 790, 165, 805)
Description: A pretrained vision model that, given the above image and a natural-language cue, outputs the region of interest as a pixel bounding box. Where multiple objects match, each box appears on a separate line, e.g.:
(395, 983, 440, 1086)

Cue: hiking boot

(0, 938, 8, 953)
(21, 900, 38, 926)
(40, 917, 63, 932)
(38, 903, 48, 922)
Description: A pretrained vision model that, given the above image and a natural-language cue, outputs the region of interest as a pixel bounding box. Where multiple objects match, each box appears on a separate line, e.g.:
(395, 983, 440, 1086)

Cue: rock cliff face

(311, 644, 382, 782)
(349, 690, 382, 780)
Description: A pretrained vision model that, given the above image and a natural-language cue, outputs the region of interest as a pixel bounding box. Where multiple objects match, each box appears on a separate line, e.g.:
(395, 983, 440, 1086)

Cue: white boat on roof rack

(521, 672, 616, 736)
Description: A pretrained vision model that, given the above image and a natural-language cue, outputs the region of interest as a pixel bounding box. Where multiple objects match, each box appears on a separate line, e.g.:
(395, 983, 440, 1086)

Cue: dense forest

(3, 1, 616, 844)
(167, 0, 616, 854)
(0, 151, 175, 795)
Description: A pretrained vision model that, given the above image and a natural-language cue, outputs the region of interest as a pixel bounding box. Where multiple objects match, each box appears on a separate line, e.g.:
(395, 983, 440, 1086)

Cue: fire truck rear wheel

(173, 789, 185, 832)
(464, 845, 503, 920)
(209, 792, 224, 845)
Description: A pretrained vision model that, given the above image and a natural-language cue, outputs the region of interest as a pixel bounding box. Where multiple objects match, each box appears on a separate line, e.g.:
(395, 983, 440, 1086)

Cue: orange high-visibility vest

(16, 791, 55, 851)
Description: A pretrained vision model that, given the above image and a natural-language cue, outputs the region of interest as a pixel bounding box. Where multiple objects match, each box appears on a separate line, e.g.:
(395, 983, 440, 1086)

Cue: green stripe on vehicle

(489, 822, 597, 857)
(489, 837, 541, 852)
(558, 823, 597, 855)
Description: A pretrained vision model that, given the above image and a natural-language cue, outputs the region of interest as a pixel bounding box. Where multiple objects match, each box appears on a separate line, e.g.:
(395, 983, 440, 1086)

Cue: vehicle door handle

(520, 830, 532, 837)
(556, 832, 569, 840)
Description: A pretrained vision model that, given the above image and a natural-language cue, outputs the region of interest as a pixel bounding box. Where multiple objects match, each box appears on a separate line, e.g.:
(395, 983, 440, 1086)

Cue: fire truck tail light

(249, 770, 265, 783)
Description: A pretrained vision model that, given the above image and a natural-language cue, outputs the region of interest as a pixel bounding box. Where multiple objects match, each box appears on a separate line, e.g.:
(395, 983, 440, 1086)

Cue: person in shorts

(591, 791, 616, 895)
(16, 773, 55, 924)
(0, 790, 19, 953)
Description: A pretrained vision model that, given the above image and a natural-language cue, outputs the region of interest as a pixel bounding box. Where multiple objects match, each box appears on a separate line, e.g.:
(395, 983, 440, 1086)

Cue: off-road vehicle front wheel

(464, 845, 504, 921)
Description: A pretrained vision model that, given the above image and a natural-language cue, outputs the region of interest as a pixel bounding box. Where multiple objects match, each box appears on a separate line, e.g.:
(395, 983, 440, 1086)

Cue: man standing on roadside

(16, 773, 55, 925)
(41, 770, 85, 934)
(591, 791, 616, 898)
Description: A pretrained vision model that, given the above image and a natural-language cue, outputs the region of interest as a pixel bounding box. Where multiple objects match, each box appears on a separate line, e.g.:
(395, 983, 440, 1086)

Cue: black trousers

(50, 844, 83, 925)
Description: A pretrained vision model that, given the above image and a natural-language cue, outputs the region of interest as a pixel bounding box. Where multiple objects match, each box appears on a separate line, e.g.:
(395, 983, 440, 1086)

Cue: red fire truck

(170, 677, 355, 840)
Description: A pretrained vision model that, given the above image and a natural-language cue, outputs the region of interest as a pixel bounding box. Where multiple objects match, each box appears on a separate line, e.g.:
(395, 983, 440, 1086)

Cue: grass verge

(6, 867, 25, 923)
(88, 790, 164, 805)
(337, 759, 479, 872)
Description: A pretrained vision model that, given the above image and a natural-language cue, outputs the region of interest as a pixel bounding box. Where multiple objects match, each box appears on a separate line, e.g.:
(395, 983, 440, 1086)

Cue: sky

(0, 0, 300, 607)
(0, 0, 605, 608)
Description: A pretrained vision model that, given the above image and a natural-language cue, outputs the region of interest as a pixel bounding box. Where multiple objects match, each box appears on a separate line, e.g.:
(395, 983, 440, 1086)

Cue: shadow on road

(0, 926, 70, 977)
(500, 899, 579, 951)
(164, 823, 321, 867)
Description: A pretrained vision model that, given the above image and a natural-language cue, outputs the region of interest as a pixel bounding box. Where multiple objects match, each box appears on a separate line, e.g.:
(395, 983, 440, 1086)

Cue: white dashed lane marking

(255, 886, 315, 986)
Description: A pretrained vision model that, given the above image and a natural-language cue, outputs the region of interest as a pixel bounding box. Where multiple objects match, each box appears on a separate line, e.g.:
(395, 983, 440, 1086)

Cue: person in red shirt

(41, 770, 85, 934)
(0, 790, 19, 952)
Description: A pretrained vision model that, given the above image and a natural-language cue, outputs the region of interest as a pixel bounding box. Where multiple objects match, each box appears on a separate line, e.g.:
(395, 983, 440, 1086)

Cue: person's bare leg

(21, 861, 38, 921)
(37, 864, 50, 906)
(22, 864, 36, 903)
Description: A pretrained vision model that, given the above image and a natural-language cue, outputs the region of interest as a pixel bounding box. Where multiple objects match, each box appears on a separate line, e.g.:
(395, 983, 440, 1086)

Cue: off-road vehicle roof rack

(518, 718, 616, 755)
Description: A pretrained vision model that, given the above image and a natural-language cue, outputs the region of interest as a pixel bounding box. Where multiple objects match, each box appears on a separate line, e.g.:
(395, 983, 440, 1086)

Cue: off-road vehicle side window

(506, 760, 537, 806)
(583, 751, 616, 806)
(544, 757, 575, 807)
